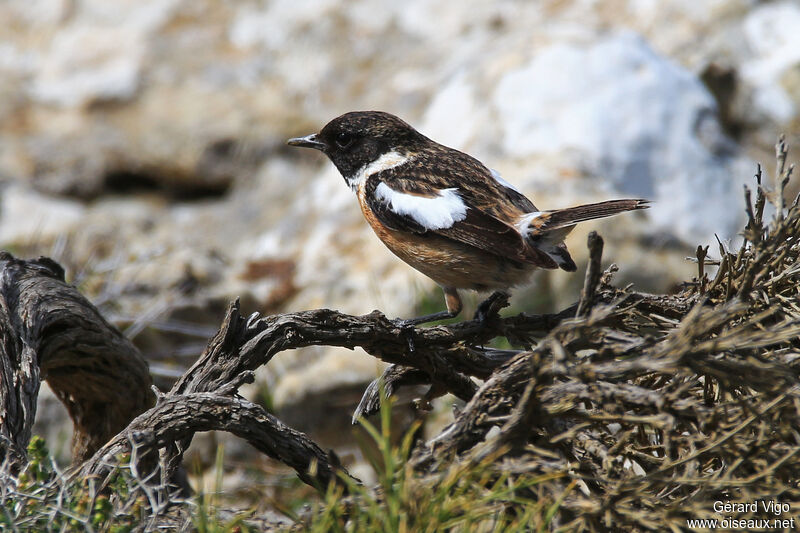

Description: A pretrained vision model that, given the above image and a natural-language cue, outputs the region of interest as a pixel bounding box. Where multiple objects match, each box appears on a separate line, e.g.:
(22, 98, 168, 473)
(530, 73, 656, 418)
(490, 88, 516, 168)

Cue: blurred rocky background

(3, 0, 799, 507)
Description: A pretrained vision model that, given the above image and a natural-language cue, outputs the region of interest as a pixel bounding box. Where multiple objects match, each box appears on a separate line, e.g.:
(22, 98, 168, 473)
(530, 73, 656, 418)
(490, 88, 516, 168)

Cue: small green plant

(192, 444, 254, 533)
(301, 386, 566, 532)
(17, 435, 52, 485)
(1, 438, 148, 532)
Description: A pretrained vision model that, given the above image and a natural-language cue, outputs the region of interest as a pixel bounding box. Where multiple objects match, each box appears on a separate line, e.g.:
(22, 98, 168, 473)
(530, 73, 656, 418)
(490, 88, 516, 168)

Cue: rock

(740, 1, 800, 124)
(491, 32, 751, 245)
(420, 74, 485, 151)
(76, 0, 180, 33)
(32, 26, 144, 107)
(0, 185, 86, 245)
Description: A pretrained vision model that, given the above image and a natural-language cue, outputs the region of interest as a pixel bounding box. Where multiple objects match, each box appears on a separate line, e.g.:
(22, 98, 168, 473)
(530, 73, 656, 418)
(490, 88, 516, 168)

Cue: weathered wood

(352, 347, 522, 422)
(64, 300, 359, 493)
(576, 231, 604, 317)
(0, 247, 705, 494)
(0, 252, 154, 464)
(79, 391, 352, 490)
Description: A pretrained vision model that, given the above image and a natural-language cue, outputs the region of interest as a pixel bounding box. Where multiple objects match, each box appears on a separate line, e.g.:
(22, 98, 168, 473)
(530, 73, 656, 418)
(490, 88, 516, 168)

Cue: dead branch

(0, 252, 153, 465)
(78, 391, 351, 490)
(576, 231, 604, 316)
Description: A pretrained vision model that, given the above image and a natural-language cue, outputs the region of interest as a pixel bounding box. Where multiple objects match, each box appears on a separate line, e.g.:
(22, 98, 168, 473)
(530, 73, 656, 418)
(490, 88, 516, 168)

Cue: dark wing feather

(434, 208, 556, 267)
(364, 176, 558, 268)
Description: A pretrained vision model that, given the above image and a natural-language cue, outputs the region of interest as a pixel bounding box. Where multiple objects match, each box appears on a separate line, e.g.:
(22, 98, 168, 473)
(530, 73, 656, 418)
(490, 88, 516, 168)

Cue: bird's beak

(287, 134, 325, 151)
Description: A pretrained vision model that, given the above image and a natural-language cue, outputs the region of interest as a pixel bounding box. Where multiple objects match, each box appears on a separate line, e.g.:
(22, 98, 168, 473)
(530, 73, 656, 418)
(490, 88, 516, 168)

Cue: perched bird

(288, 111, 648, 325)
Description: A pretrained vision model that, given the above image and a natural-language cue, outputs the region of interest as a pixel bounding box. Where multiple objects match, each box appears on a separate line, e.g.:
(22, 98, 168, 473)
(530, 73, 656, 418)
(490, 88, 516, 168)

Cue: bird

(288, 111, 648, 326)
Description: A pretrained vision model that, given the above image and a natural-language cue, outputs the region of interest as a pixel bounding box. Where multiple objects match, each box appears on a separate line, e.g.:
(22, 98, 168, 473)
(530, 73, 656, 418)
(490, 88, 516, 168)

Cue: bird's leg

(392, 287, 462, 352)
(473, 291, 510, 324)
(392, 287, 462, 328)
(392, 310, 458, 329)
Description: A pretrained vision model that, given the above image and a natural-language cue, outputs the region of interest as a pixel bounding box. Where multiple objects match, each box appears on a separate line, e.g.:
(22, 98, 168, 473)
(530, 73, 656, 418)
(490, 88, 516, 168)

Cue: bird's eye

(335, 132, 354, 148)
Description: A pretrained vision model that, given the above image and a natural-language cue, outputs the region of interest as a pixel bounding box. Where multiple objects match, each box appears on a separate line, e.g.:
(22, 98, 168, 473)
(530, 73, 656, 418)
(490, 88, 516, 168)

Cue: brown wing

(381, 147, 539, 220)
(364, 176, 558, 268)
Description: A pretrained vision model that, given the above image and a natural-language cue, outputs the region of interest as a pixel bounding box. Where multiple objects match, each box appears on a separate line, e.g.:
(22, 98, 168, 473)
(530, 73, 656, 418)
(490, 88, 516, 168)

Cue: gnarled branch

(78, 391, 351, 490)
(0, 252, 153, 465)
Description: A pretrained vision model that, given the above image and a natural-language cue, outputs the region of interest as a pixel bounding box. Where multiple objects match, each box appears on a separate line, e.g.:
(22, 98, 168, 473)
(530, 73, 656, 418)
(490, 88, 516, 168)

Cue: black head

(288, 111, 426, 180)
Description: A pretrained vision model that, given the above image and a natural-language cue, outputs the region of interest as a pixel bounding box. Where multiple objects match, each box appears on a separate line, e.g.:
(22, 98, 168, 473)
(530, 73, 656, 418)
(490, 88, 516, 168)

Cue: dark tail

(523, 199, 649, 272)
(528, 199, 650, 235)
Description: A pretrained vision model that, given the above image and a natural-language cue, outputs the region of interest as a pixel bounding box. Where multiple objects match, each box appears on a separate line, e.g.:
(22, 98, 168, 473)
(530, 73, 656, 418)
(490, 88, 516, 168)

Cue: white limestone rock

(491, 32, 750, 244)
(32, 26, 144, 107)
(0, 185, 85, 245)
(741, 1, 800, 124)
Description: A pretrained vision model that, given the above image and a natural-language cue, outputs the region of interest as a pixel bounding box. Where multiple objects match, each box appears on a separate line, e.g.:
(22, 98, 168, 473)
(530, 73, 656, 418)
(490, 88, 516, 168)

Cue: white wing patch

(348, 151, 412, 191)
(518, 210, 576, 255)
(375, 182, 468, 230)
(515, 211, 543, 234)
(490, 168, 522, 194)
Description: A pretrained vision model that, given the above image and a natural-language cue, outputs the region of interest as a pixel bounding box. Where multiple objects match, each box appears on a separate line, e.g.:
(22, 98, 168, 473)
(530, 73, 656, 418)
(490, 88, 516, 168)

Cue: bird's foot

(473, 291, 510, 325)
(390, 317, 418, 352)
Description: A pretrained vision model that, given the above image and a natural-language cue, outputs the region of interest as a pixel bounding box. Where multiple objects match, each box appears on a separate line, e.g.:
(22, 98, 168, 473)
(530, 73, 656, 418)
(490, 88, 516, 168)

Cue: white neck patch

(347, 151, 412, 191)
(375, 182, 468, 231)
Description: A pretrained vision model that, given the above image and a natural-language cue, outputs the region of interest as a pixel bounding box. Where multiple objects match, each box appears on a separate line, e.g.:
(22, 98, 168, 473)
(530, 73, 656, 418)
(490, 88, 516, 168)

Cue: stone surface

(0, 185, 86, 245)
(491, 32, 750, 244)
(32, 25, 144, 107)
(740, 1, 800, 124)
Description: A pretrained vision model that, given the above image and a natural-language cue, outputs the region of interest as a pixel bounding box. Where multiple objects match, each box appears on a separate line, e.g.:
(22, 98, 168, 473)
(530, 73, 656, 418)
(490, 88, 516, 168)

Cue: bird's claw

(473, 291, 510, 325)
(391, 318, 417, 352)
